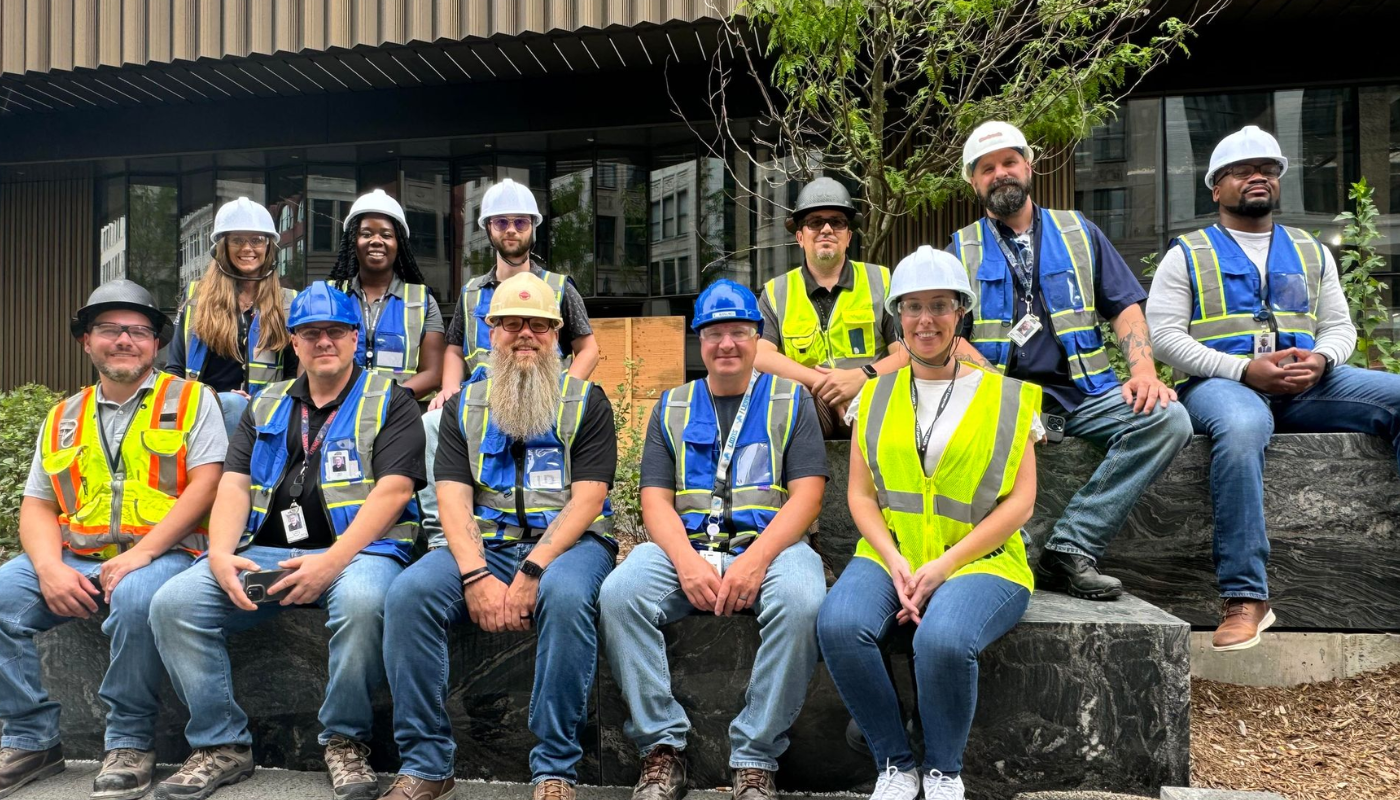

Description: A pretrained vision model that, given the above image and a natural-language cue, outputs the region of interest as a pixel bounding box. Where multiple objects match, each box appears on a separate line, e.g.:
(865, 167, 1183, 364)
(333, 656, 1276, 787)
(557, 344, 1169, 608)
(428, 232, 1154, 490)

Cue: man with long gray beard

(380, 272, 617, 800)
(948, 121, 1192, 601)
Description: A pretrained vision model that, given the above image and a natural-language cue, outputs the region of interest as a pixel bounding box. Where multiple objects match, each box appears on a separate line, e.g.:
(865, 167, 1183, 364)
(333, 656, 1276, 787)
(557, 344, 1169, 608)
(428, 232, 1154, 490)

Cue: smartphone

(1044, 413, 1067, 444)
(240, 568, 294, 604)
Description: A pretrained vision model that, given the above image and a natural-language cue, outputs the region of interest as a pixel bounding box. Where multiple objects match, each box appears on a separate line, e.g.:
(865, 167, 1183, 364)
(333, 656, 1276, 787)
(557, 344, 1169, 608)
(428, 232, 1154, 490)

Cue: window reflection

(550, 157, 595, 296)
(98, 177, 127, 288)
(178, 171, 215, 299)
(1075, 99, 1162, 276)
(305, 167, 357, 283)
(595, 155, 647, 296)
(127, 178, 179, 311)
(754, 152, 803, 287)
(401, 161, 452, 301)
(268, 166, 306, 286)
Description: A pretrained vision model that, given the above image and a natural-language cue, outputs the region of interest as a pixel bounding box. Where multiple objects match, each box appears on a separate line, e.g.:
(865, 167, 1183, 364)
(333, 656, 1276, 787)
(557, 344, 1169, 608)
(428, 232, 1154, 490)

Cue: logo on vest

(58, 420, 77, 449)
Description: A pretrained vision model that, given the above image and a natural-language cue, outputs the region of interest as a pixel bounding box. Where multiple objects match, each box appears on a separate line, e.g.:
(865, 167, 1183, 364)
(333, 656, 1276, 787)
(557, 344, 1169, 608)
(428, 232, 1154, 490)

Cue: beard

(490, 229, 533, 261)
(1225, 194, 1277, 219)
(489, 344, 563, 441)
(95, 352, 151, 384)
(979, 176, 1032, 218)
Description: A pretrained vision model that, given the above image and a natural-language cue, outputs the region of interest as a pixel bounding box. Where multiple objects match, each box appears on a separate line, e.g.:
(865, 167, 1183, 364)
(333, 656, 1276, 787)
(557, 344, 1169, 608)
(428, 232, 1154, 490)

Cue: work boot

(0, 744, 65, 798)
(378, 774, 456, 800)
(921, 771, 964, 800)
(731, 768, 777, 800)
(1211, 599, 1275, 652)
(325, 735, 378, 800)
(92, 748, 156, 800)
(1034, 550, 1123, 600)
(154, 744, 254, 800)
(632, 745, 687, 800)
(533, 779, 575, 800)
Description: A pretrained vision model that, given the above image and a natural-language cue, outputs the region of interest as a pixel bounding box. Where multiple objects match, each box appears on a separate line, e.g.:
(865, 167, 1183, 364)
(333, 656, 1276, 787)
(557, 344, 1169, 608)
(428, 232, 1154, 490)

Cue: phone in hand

(240, 568, 294, 604)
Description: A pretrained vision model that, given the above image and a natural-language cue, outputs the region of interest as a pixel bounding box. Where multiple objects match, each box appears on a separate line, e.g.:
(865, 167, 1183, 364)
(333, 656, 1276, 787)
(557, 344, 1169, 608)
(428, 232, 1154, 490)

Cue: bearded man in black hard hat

(0, 280, 227, 800)
(754, 177, 908, 438)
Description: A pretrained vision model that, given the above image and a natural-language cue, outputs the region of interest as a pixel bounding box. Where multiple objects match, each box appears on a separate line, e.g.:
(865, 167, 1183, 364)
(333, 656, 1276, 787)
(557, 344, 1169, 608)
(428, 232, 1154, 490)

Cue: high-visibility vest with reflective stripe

(245, 371, 419, 562)
(762, 261, 891, 369)
(459, 269, 572, 380)
(342, 280, 429, 384)
(954, 209, 1119, 396)
(660, 374, 800, 554)
(1169, 224, 1324, 387)
(853, 366, 1040, 591)
(39, 373, 208, 560)
(457, 374, 613, 542)
(183, 281, 297, 396)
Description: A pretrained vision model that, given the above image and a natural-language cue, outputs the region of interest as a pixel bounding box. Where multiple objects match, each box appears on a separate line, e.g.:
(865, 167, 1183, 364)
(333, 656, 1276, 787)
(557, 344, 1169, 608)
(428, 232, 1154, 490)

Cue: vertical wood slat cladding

(0, 176, 95, 393)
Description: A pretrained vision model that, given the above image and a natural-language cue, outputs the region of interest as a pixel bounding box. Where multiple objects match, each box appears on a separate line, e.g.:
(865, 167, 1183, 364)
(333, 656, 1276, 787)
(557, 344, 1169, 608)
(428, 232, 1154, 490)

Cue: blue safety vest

(244, 370, 419, 562)
(341, 279, 429, 384)
(183, 281, 296, 395)
(659, 373, 800, 555)
(459, 268, 572, 382)
(1169, 224, 1324, 386)
(457, 374, 613, 543)
(953, 208, 1119, 397)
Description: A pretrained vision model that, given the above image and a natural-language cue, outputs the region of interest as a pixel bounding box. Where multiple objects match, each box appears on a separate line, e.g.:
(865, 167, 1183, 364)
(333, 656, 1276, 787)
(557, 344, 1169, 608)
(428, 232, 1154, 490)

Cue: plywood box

(591, 317, 686, 431)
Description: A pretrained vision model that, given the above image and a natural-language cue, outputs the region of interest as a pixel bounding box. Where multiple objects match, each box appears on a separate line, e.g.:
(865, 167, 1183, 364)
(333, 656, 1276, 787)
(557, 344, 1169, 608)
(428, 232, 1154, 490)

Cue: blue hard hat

(288, 281, 360, 329)
(692, 279, 763, 335)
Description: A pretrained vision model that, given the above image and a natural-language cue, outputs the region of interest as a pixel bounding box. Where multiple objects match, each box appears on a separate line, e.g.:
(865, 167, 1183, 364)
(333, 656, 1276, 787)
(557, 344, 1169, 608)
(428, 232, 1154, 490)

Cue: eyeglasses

(1218, 162, 1284, 182)
(90, 323, 157, 342)
(227, 235, 270, 249)
(489, 217, 534, 233)
(898, 299, 962, 319)
(801, 216, 850, 232)
(698, 325, 759, 344)
(497, 317, 556, 334)
(294, 325, 354, 342)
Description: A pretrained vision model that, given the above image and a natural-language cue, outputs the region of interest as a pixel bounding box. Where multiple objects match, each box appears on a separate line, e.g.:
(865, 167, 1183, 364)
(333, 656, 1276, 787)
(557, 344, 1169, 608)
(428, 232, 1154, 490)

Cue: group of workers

(3, 120, 1399, 800)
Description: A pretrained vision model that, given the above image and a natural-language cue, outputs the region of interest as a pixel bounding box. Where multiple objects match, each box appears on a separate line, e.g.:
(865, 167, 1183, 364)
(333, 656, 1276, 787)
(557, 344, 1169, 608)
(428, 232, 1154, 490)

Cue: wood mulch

(1191, 663, 1400, 799)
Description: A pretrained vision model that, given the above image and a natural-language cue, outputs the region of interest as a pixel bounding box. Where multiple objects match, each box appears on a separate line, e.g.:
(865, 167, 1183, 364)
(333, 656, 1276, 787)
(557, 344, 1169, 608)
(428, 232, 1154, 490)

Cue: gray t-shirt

(24, 373, 229, 502)
(342, 274, 446, 336)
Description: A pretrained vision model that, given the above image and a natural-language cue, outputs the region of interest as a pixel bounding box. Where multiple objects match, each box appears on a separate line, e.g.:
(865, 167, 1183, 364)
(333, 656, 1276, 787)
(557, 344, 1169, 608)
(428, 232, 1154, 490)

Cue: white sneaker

(868, 762, 919, 800)
(921, 771, 964, 800)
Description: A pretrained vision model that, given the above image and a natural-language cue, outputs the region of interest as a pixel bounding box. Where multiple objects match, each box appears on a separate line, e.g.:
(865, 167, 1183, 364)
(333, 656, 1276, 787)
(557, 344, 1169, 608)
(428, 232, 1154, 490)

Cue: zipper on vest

(511, 441, 532, 538)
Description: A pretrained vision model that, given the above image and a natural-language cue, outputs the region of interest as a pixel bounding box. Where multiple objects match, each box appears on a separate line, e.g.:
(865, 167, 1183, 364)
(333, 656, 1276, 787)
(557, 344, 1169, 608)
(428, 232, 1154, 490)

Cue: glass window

(595, 154, 648, 297)
(754, 151, 803, 288)
(400, 160, 452, 301)
(178, 170, 215, 298)
(699, 155, 746, 290)
(550, 156, 595, 296)
(662, 196, 676, 238)
(305, 166, 357, 284)
(127, 177, 179, 311)
(98, 176, 128, 288)
(216, 171, 265, 207)
(650, 200, 662, 242)
(454, 157, 496, 293)
(268, 166, 306, 286)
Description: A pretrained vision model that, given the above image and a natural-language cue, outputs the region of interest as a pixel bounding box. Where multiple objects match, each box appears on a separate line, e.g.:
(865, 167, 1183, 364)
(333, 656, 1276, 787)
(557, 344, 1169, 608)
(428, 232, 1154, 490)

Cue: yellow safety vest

(852, 366, 1041, 590)
(762, 261, 891, 369)
(39, 372, 208, 560)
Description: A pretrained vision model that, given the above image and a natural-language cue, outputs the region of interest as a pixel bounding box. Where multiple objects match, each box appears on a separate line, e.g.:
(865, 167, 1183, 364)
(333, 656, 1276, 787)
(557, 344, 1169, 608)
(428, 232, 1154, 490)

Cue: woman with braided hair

(329, 189, 446, 400)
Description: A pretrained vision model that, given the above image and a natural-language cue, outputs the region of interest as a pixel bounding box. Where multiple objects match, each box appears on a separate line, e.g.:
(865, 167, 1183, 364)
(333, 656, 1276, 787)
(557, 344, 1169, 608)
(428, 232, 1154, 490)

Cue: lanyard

(910, 361, 960, 464)
(360, 291, 389, 364)
(290, 403, 338, 501)
(1215, 224, 1278, 330)
(990, 217, 1038, 304)
(238, 309, 253, 393)
(705, 370, 760, 547)
(96, 389, 151, 472)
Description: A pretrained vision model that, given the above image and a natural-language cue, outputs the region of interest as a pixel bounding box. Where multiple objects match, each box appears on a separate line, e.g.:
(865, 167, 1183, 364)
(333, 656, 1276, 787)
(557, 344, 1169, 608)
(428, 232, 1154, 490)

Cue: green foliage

(610, 359, 656, 551)
(1102, 250, 1172, 384)
(0, 384, 64, 561)
(1334, 179, 1400, 372)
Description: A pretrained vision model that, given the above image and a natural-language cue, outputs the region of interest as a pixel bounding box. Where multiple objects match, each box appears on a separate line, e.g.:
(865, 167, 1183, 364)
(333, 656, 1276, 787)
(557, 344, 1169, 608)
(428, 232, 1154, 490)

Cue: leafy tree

(1335, 178, 1400, 372)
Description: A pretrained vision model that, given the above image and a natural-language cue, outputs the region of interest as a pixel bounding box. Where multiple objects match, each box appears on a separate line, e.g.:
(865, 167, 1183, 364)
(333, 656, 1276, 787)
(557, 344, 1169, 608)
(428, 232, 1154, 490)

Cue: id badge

(281, 504, 309, 543)
(326, 450, 361, 480)
(376, 349, 405, 369)
(700, 549, 725, 576)
(1008, 314, 1043, 347)
(1253, 332, 1276, 357)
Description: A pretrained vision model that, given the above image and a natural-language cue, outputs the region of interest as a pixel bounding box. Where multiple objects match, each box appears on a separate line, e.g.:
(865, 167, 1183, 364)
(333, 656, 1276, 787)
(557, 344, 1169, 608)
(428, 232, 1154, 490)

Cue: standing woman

(329, 188, 446, 400)
(166, 197, 296, 435)
(816, 246, 1043, 800)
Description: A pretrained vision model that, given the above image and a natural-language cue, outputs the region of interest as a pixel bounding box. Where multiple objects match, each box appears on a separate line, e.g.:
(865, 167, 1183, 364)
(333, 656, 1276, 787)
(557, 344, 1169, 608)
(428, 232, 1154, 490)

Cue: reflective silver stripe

(955, 222, 984, 276)
(861, 373, 899, 510)
(461, 274, 492, 374)
(1067, 348, 1113, 383)
(969, 379, 1024, 522)
(391, 282, 428, 381)
(247, 380, 295, 516)
(46, 391, 88, 514)
(766, 274, 790, 332)
(663, 382, 696, 487)
(859, 261, 889, 353)
(1179, 230, 1225, 321)
(832, 356, 876, 369)
(1187, 314, 1268, 341)
(1282, 225, 1324, 323)
(1043, 209, 1097, 317)
(971, 321, 1006, 340)
(152, 377, 192, 495)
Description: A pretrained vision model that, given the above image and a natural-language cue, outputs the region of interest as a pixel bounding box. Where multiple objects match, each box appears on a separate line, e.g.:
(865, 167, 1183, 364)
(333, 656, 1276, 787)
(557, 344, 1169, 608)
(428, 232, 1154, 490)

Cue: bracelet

(460, 566, 490, 586)
(461, 572, 491, 589)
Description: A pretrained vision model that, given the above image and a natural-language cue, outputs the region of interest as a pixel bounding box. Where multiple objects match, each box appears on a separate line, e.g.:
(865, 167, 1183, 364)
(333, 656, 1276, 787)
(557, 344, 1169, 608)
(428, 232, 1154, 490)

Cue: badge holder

(1008, 313, 1042, 347)
(282, 466, 311, 544)
(701, 522, 726, 576)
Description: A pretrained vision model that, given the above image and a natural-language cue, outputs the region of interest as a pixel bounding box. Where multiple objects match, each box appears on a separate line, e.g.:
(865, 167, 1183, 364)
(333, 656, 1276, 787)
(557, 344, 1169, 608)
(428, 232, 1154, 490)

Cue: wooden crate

(590, 316, 686, 431)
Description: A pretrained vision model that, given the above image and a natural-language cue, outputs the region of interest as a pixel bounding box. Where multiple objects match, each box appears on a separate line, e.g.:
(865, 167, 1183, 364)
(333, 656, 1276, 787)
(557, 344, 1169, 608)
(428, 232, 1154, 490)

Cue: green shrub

(0, 384, 64, 560)
(1334, 178, 1400, 372)
(610, 359, 656, 555)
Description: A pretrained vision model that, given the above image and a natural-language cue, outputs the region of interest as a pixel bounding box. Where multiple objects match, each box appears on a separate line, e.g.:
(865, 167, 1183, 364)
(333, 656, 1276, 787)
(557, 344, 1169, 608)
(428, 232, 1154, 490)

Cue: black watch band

(861, 363, 878, 380)
(519, 559, 545, 579)
(1321, 354, 1336, 375)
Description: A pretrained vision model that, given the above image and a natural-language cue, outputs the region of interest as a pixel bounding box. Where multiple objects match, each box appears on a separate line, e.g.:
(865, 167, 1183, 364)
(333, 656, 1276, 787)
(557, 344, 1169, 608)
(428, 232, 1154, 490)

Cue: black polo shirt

(759, 259, 901, 349)
(225, 366, 428, 548)
(164, 305, 298, 393)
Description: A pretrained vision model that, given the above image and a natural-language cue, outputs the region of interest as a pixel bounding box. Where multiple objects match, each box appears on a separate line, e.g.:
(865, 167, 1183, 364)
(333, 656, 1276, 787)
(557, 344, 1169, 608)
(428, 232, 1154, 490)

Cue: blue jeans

(598, 541, 825, 772)
(0, 549, 193, 752)
(148, 545, 403, 747)
(1043, 388, 1193, 561)
(217, 391, 250, 438)
(419, 408, 444, 549)
(383, 536, 614, 784)
(1180, 365, 1400, 599)
(816, 558, 1029, 776)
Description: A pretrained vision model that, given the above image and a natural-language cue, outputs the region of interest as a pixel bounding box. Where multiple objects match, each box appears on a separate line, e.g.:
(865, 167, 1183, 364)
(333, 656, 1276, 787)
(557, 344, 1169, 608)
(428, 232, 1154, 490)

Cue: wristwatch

(518, 559, 546, 579)
(861, 363, 878, 380)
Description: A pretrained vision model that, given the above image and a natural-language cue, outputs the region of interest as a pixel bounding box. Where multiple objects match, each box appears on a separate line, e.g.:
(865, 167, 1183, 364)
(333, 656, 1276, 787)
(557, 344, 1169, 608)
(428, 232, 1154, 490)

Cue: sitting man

(1146, 125, 1400, 651)
(381, 272, 617, 800)
(0, 281, 225, 800)
(149, 281, 426, 800)
(600, 279, 828, 800)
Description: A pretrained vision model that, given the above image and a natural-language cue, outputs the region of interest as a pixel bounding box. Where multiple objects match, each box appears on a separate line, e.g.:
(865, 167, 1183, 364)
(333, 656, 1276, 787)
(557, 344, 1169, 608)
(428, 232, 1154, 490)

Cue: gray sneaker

(731, 768, 776, 800)
(92, 748, 156, 800)
(0, 745, 65, 799)
(154, 745, 255, 800)
(632, 745, 686, 800)
(325, 736, 378, 800)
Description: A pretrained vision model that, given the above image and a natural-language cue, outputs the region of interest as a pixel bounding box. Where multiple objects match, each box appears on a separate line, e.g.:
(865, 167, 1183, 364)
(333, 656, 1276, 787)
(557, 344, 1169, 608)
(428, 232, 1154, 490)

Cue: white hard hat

(478, 178, 543, 229)
(344, 189, 410, 237)
(1205, 125, 1289, 188)
(211, 197, 278, 244)
(887, 245, 976, 314)
(962, 121, 1035, 183)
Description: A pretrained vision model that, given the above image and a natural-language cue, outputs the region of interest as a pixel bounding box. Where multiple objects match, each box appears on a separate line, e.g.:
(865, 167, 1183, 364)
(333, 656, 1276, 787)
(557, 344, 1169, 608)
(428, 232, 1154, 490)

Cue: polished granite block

(818, 434, 1400, 630)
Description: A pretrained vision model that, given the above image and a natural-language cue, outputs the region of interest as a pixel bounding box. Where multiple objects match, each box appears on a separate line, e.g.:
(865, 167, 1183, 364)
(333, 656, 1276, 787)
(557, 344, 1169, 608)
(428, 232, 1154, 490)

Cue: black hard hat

(785, 177, 860, 233)
(70, 280, 173, 346)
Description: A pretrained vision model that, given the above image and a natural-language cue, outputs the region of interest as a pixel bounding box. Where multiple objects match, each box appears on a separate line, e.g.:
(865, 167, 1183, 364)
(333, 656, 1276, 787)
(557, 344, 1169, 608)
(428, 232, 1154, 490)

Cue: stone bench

(37, 592, 1188, 799)
(817, 433, 1400, 631)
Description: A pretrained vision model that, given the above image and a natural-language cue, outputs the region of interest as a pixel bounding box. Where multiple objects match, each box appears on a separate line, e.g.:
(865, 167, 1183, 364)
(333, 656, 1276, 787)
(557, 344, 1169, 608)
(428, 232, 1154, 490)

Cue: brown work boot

(92, 748, 156, 800)
(378, 774, 456, 800)
(325, 736, 378, 800)
(154, 744, 254, 800)
(533, 779, 576, 800)
(1211, 599, 1276, 652)
(632, 745, 687, 800)
(731, 768, 777, 800)
(0, 744, 65, 798)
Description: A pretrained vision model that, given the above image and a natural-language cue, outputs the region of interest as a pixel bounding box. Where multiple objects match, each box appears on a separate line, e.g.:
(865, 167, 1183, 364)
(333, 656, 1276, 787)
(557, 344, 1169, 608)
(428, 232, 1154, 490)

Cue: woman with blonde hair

(165, 197, 296, 434)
